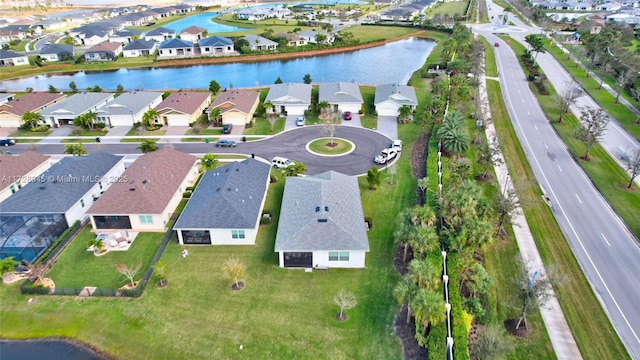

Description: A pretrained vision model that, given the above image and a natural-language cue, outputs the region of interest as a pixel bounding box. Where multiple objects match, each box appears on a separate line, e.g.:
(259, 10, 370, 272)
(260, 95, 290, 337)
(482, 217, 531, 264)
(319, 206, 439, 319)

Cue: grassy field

(9, 128, 51, 138)
(488, 42, 631, 358)
(46, 227, 163, 289)
(243, 118, 285, 135)
(426, 1, 469, 16)
(543, 40, 640, 141)
(344, 26, 423, 43)
(481, 38, 498, 77)
(308, 138, 352, 154)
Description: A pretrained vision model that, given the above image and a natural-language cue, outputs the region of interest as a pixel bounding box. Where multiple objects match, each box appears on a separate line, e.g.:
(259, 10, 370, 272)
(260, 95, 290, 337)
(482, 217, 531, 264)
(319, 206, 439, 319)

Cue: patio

(92, 231, 139, 252)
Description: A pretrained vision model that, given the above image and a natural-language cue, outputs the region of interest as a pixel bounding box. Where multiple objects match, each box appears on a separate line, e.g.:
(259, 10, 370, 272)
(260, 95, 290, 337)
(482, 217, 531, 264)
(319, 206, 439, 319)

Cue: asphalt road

(6, 126, 392, 176)
(476, 19, 640, 359)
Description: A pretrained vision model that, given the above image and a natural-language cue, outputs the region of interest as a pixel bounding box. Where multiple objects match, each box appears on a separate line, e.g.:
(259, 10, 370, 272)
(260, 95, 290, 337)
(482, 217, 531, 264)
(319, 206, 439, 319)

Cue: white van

(271, 157, 294, 169)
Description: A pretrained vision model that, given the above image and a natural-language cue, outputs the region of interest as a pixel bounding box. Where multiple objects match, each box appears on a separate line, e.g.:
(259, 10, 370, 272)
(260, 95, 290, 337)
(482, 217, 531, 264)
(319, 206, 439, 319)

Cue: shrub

(182, 192, 192, 198)
(35, 220, 80, 265)
(31, 125, 50, 132)
(21, 280, 50, 295)
(94, 122, 106, 129)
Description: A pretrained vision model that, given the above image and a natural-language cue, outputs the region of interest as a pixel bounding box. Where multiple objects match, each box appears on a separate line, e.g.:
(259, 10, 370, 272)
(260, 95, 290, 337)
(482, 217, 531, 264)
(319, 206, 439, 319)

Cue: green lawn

(426, 1, 469, 16)
(342, 26, 424, 43)
(308, 138, 352, 154)
(359, 86, 377, 129)
(488, 73, 630, 359)
(481, 38, 498, 77)
(243, 118, 285, 135)
(9, 128, 51, 138)
(46, 227, 163, 289)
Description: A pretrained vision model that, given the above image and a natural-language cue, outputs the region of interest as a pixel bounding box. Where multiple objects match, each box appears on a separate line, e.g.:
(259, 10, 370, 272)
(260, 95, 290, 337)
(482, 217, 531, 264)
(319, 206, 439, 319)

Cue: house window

(231, 230, 245, 239)
(329, 251, 349, 261)
(9, 184, 15, 193)
(80, 199, 85, 208)
(139, 215, 153, 224)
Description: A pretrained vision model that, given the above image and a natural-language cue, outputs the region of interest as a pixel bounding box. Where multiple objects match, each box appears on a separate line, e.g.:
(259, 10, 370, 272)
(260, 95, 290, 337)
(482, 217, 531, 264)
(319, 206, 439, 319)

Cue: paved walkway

(478, 60, 583, 359)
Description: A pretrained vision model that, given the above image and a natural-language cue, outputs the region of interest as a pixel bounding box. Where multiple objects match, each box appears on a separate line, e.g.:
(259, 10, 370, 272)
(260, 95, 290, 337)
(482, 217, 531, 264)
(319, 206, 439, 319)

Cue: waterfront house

(174, 158, 271, 245)
(109, 28, 143, 44)
(265, 83, 311, 116)
(243, 34, 278, 51)
(297, 29, 334, 44)
(374, 83, 418, 117)
(144, 26, 175, 42)
(318, 82, 363, 114)
(180, 25, 206, 43)
(0, 93, 14, 105)
(275, 32, 307, 47)
(40, 92, 114, 127)
(199, 35, 235, 55)
(89, 148, 198, 232)
(0, 151, 50, 202)
(157, 38, 194, 58)
(95, 91, 163, 127)
(153, 91, 211, 126)
(123, 39, 156, 57)
(39, 44, 74, 62)
(0, 92, 66, 128)
(0, 49, 28, 67)
(274, 171, 370, 268)
(206, 90, 260, 126)
(84, 41, 123, 62)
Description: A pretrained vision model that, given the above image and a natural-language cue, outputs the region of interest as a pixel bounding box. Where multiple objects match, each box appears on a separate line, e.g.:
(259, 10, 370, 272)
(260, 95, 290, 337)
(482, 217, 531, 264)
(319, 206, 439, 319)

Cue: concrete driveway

(284, 114, 301, 130)
(39, 125, 74, 144)
(341, 113, 362, 128)
(376, 116, 397, 140)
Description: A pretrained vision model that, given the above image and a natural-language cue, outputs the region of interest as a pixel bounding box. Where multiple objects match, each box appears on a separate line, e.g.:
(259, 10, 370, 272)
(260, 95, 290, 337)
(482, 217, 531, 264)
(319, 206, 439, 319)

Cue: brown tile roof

(0, 151, 49, 191)
(88, 148, 197, 215)
(207, 90, 259, 115)
(0, 92, 66, 116)
(181, 25, 206, 34)
(87, 41, 121, 52)
(155, 91, 210, 115)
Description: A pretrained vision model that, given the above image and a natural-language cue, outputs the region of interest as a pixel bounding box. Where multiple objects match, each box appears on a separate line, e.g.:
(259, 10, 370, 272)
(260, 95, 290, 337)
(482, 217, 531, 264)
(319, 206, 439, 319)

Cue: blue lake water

(0, 37, 435, 91)
(0, 339, 109, 360)
(162, 12, 246, 34)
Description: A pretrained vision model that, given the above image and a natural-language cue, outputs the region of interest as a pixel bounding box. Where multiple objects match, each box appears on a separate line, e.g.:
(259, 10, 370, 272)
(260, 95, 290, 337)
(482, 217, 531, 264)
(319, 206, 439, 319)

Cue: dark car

(222, 124, 233, 134)
(215, 139, 237, 147)
(343, 111, 352, 120)
(0, 138, 16, 146)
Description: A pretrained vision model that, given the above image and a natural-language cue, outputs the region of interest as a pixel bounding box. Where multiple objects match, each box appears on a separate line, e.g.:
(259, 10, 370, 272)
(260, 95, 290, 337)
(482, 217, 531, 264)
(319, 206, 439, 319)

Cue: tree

(64, 143, 87, 156)
(303, 73, 312, 84)
(624, 149, 640, 189)
(208, 107, 220, 126)
(200, 153, 218, 171)
(408, 227, 440, 260)
(274, 76, 283, 84)
(47, 84, 58, 93)
(317, 100, 330, 117)
(514, 257, 559, 330)
(263, 101, 278, 132)
(394, 276, 418, 324)
(438, 112, 469, 157)
(282, 161, 307, 177)
(417, 177, 429, 204)
(321, 114, 340, 145)
(116, 83, 124, 95)
(366, 166, 381, 190)
(22, 111, 43, 129)
(471, 324, 515, 360)
(494, 186, 519, 234)
(0, 257, 19, 277)
(408, 258, 440, 290)
(557, 81, 582, 123)
(411, 288, 445, 345)
(574, 107, 609, 160)
(524, 33, 545, 66)
(92, 85, 102, 92)
(333, 289, 357, 320)
(83, 110, 97, 130)
(221, 256, 246, 289)
(476, 139, 503, 179)
(615, 67, 636, 104)
(142, 108, 159, 128)
(460, 262, 492, 298)
(69, 81, 78, 93)
(398, 105, 412, 123)
(209, 80, 221, 94)
(388, 162, 397, 185)
(116, 260, 143, 288)
(138, 139, 159, 153)
(153, 261, 168, 287)
(86, 238, 105, 254)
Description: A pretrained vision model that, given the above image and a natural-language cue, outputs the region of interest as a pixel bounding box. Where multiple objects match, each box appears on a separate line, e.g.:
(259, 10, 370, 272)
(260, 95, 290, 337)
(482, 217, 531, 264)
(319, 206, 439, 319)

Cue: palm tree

(317, 100, 330, 117)
(524, 34, 545, 66)
(398, 105, 412, 123)
(408, 259, 440, 291)
(410, 205, 436, 227)
(137, 139, 159, 153)
(282, 162, 307, 177)
(411, 289, 445, 342)
(63, 143, 87, 156)
(393, 276, 418, 324)
(142, 108, 159, 128)
(439, 127, 469, 156)
(408, 227, 440, 260)
(200, 153, 218, 171)
(22, 111, 43, 129)
(83, 110, 97, 130)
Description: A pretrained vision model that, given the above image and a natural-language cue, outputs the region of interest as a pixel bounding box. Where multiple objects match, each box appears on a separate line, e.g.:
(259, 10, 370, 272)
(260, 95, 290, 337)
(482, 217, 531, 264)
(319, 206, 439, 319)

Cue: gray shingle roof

(265, 83, 311, 105)
(374, 84, 418, 107)
(40, 44, 73, 55)
(96, 91, 161, 115)
(0, 152, 123, 214)
(123, 39, 156, 51)
(40, 93, 113, 117)
(243, 34, 278, 47)
(173, 158, 271, 229)
(146, 26, 175, 36)
(0, 49, 25, 60)
(319, 82, 363, 104)
(199, 35, 233, 47)
(112, 28, 143, 37)
(159, 38, 193, 49)
(274, 171, 369, 252)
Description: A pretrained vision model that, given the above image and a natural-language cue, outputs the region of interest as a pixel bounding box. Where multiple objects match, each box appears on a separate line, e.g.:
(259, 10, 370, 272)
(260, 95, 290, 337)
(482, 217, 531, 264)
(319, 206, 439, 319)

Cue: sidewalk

(478, 61, 583, 359)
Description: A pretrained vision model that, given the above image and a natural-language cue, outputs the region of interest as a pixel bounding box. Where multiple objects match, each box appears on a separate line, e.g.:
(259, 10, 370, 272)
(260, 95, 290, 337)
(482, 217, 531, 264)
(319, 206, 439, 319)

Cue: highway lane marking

(575, 194, 582, 204)
(557, 164, 562, 172)
(601, 233, 611, 247)
(544, 142, 548, 149)
(493, 42, 640, 345)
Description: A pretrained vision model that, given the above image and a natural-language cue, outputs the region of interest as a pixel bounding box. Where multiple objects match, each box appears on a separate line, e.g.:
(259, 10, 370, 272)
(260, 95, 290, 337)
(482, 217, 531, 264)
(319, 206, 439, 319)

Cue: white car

(272, 156, 295, 169)
(391, 140, 402, 151)
(374, 148, 398, 164)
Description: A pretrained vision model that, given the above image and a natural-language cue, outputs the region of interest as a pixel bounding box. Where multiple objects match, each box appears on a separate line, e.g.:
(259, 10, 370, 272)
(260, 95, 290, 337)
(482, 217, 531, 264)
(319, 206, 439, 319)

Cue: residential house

(95, 91, 162, 127)
(180, 25, 206, 43)
(596, 2, 622, 11)
(144, 26, 175, 42)
(174, 3, 196, 12)
(243, 34, 278, 51)
(0, 93, 14, 105)
(0, 151, 50, 202)
(236, 6, 291, 20)
(199, 36, 235, 55)
(88, 148, 198, 232)
(297, 29, 333, 44)
(34, 18, 67, 31)
(157, 38, 194, 58)
(0, 92, 66, 128)
(84, 41, 122, 62)
(174, 158, 271, 245)
(274, 171, 370, 268)
(154, 91, 211, 126)
(110, 28, 143, 44)
(275, 32, 307, 47)
(40, 92, 114, 127)
(265, 83, 312, 116)
(0, 50, 28, 67)
(69, 23, 114, 46)
(374, 83, 418, 117)
(0, 29, 26, 43)
(206, 90, 260, 126)
(39, 44, 74, 62)
(0, 152, 126, 228)
(319, 82, 363, 114)
(123, 39, 156, 57)
(589, 15, 606, 34)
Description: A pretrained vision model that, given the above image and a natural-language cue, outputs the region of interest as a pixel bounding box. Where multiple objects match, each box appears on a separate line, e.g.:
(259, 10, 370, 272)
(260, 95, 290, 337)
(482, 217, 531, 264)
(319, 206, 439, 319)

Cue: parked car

(296, 116, 305, 126)
(215, 139, 237, 147)
(0, 138, 16, 146)
(222, 124, 233, 134)
(494, 42, 499, 47)
(374, 148, 398, 164)
(391, 140, 402, 151)
(343, 111, 352, 120)
(271, 156, 294, 169)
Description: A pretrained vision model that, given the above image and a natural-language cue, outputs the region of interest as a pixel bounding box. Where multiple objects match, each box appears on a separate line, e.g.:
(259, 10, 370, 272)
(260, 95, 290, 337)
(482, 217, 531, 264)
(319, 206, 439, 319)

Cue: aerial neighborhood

(1, 0, 640, 359)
